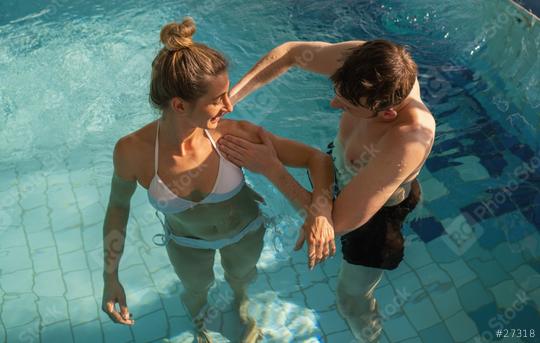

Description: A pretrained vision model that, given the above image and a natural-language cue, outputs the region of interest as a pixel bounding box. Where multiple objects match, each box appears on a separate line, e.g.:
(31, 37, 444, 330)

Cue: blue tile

(508, 304, 540, 343)
(8, 321, 42, 343)
(431, 168, 465, 188)
(409, 217, 445, 243)
(457, 279, 494, 312)
(461, 202, 493, 224)
(430, 288, 462, 320)
(403, 296, 441, 331)
(383, 314, 418, 342)
(445, 310, 479, 341)
(467, 302, 497, 339)
(419, 323, 454, 343)
(42, 320, 74, 343)
(72, 320, 103, 343)
(425, 238, 460, 264)
(521, 203, 540, 231)
(70, 297, 99, 326)
(479, 154, 508, 177)
(431, 139, 463, 155)
(509, 143, 535, 162)
(426, 196, 462, 220)
(103, 318, 133, 343)
(510, 183, 538, 209)
(304, 283, 335, 310)
(496, 212, 535, 242)
(326, 330, 355, 343)
(426, 156, 462, 173)
(468, 259, 510, 288)
(493, 242, 525, 273)
(496, 132, 520, 150)
(476, 222, 507, 250)
(317, 310, 348, 335)
(132, 310, 168, 342)
(481, 189, 518, 215)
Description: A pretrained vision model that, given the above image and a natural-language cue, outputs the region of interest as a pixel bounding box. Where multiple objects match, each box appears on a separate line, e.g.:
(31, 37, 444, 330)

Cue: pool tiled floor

(4, 171, 539, 343)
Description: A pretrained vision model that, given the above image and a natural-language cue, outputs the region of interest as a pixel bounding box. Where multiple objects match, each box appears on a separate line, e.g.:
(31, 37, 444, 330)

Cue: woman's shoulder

(113, 120, 158, 179)
(116, 120, 157, 149)
(213, 119, 261, 141)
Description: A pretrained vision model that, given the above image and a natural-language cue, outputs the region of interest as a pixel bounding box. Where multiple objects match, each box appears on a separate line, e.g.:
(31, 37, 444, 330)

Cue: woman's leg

(219, 224, 265, 301)
(336, 260, 384, 343)
(219, 224, 265, 342)
(165, 242, 216, 322)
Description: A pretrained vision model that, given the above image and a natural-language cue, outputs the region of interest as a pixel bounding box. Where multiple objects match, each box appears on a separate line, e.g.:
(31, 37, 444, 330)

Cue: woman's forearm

(265, 164, 313, 214)
(264, 153, 333, 218)
(102, 205, 130, 281)
(230, 42, 294, 105)
(102, 172, 137, 281)
(306, 154, 334, 218)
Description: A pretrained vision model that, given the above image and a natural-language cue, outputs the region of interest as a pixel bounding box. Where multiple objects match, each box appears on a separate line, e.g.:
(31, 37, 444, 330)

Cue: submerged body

(102, 18, 334, 343)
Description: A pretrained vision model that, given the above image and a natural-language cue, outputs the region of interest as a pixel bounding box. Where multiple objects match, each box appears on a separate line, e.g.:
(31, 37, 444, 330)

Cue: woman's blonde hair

(149, 17, 228, 109)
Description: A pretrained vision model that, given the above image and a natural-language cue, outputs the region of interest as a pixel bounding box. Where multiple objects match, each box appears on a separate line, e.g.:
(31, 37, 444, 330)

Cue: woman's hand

(101, 277, 134, 325)
(218, 127, 282, 177)
(294, 213, 336, 269)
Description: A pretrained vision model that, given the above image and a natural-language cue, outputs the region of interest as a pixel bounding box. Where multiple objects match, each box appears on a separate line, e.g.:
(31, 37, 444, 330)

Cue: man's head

(330, 39, 417, 119)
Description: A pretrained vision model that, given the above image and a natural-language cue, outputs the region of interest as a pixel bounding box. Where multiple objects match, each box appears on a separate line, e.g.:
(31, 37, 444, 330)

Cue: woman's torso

(127, 120, 262, 240)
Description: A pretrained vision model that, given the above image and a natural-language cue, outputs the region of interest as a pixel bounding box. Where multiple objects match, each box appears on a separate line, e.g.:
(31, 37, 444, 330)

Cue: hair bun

(160, 17, 196, 51)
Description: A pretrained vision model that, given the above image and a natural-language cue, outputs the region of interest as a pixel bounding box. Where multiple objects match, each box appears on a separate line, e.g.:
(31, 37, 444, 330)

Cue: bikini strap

(154, 120, 160, 175)
(204, 129, 224, 158)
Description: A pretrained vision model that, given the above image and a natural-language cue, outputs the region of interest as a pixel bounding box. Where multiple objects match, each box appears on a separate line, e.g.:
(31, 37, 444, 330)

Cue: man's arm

(230, 40, 365, 105)
(332, 126, 433, 235)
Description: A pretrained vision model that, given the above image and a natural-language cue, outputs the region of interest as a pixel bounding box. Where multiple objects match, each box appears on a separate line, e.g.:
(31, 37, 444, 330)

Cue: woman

(101, 18, 334, 342)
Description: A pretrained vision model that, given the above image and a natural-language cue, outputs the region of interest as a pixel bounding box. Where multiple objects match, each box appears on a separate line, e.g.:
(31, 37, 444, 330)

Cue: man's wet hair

(331, 40, 417, 112)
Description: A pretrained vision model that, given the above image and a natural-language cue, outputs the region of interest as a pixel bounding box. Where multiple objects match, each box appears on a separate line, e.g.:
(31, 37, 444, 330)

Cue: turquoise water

(0, 0, 539, 342)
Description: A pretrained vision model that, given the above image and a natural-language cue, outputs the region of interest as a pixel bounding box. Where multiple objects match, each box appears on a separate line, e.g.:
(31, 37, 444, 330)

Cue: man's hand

(218, 127, 282, 176)
(295, 214, 336, 269)
(102, 278, 135, 326)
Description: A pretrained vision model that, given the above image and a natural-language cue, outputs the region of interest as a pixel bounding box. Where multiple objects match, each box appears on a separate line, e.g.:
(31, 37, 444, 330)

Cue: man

(218, 40, 435, 342)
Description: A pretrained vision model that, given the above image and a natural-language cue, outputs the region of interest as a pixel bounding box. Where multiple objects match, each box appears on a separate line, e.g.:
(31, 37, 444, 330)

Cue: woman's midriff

(163, 185, 263, 241)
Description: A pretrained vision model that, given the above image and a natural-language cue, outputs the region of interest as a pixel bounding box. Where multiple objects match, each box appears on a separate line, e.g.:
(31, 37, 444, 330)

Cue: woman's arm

(230, 40, 365, 105)
(217, 120, 336, 268)
(218, 120, 333, 213)
(102, 138, 137, 325)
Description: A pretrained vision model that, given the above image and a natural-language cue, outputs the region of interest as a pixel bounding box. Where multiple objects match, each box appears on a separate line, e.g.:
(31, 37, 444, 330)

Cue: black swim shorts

(340, 179, 421, 270)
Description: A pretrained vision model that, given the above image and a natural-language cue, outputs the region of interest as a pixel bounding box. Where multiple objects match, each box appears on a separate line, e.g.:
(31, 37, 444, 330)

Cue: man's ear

(382, 108, 398, 119)
(170, 97, 188, 112)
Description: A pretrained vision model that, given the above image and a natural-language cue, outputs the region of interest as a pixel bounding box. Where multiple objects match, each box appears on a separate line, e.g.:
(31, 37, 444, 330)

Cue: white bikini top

(148, 120, 245, 214)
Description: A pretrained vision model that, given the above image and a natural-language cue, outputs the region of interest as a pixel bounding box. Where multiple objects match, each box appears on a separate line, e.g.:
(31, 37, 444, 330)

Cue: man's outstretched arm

(230, 40, 365, 105)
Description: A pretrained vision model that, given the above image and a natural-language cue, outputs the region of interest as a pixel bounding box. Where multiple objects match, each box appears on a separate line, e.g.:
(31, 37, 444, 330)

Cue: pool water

(0, 0, 539, 342)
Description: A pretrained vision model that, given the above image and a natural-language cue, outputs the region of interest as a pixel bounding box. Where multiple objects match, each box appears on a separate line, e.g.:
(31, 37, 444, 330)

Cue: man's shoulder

(404, 98, 434, 130)
(387, 104, 435, 149)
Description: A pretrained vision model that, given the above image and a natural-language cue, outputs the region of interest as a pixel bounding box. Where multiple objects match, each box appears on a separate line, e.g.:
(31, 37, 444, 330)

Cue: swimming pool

(0, 0, 539, 342)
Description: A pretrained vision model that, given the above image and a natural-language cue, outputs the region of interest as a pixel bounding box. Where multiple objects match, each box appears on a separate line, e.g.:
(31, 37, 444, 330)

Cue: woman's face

(186, 72, 233, 129)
